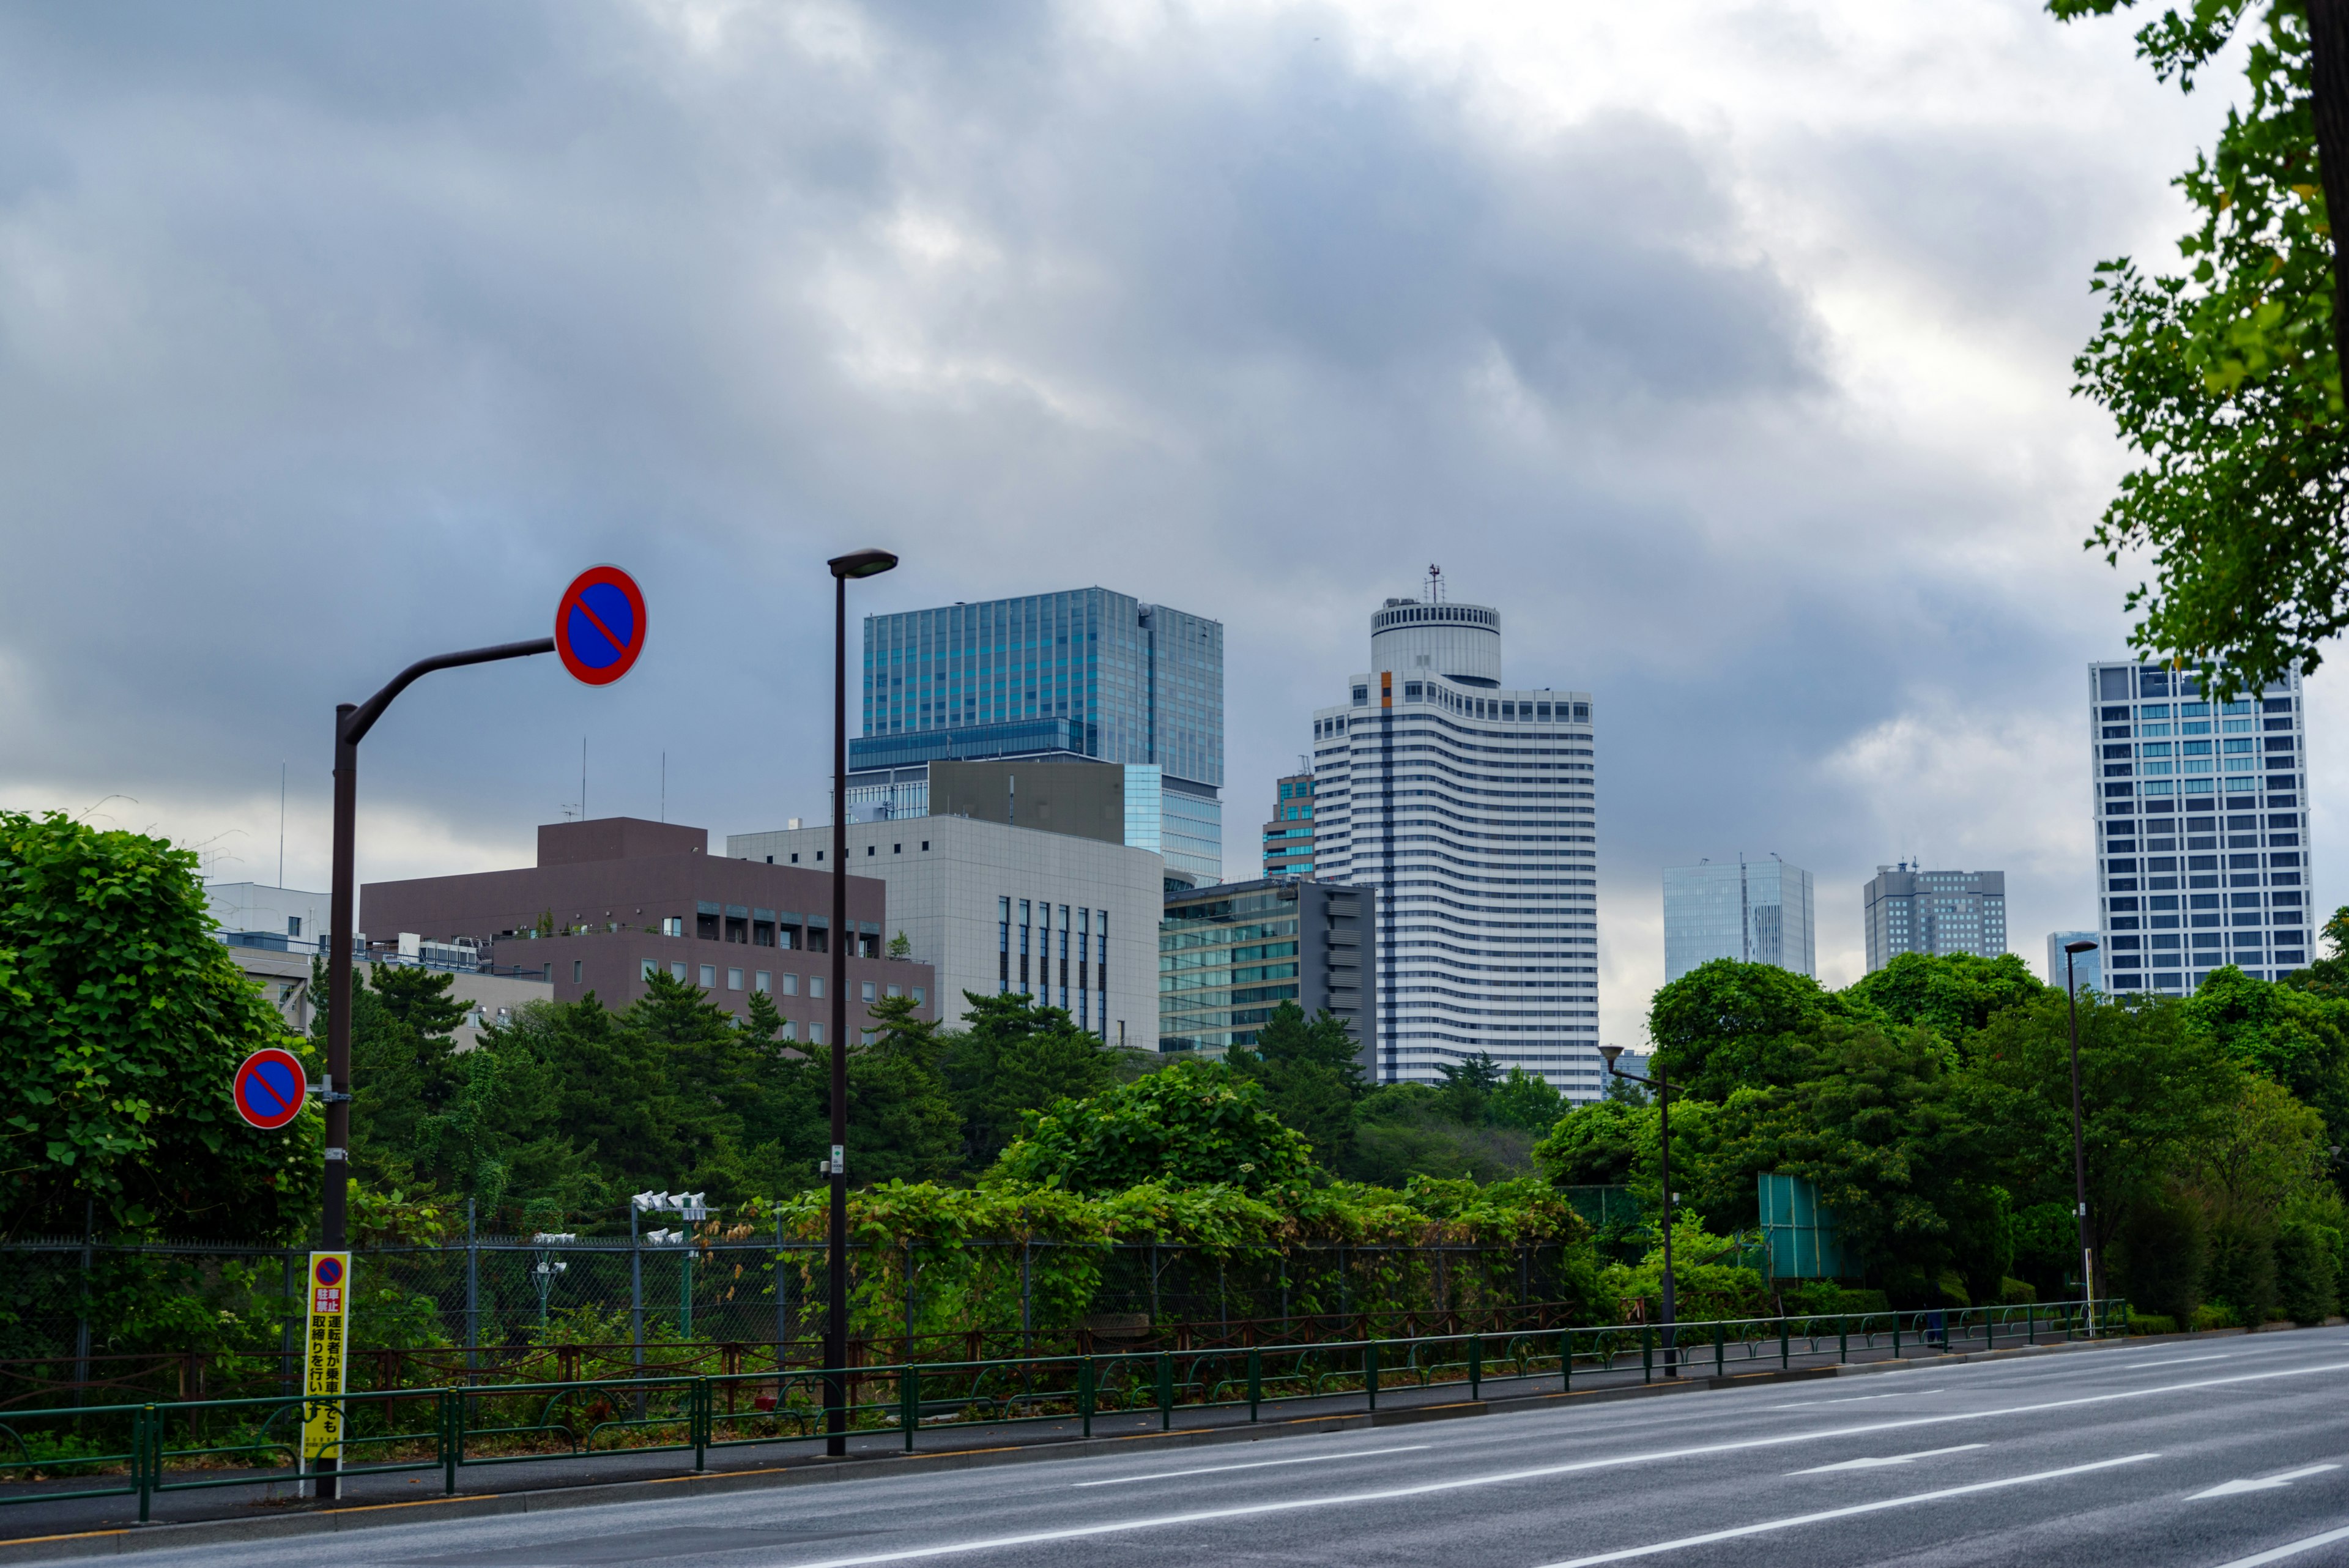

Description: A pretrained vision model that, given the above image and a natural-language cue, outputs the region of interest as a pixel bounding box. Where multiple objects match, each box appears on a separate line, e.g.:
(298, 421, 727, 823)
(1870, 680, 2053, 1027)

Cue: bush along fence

(0, 1299, 2126, 1523)
(1, 1230, 1605, 1411)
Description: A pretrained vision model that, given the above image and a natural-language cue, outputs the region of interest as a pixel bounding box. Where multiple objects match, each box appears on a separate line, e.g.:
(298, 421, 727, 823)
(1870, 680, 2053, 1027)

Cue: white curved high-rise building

(1310, 591, 1600, 1094)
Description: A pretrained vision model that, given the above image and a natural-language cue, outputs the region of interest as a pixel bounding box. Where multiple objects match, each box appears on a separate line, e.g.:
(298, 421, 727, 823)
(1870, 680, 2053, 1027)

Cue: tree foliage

(2054, 0, 2349, 691)
(987, 1058, 1316, 1196)
(2, 811, 317, 1241)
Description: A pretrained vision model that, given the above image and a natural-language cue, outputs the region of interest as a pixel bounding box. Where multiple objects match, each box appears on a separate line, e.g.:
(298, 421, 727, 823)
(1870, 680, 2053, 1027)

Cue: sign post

(311, 565, 643, 1498)
(231, 1049, 310, 1131)
(301, 1251, 351, 1488)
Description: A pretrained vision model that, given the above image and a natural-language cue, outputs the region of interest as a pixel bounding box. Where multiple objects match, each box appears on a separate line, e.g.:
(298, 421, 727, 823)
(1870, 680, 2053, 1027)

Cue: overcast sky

(0, 0, 2315, 1047)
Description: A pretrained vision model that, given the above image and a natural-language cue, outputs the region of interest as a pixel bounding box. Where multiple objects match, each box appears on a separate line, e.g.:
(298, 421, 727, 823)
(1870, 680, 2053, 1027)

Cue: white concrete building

(726, 816, 1162, 1046)
(1309, 589, 1600, 1094)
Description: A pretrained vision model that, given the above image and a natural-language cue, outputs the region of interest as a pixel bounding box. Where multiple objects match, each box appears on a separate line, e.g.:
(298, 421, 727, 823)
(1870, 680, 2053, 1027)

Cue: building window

(727, 968, 744, 990)
(699, 964, 716, 987)
(754, 970, 771, 992)
(913, 987, 925, 1006)
(662, 916, 684, 937)
(921, 841, 930, 852)
(863, 1029, 878, 1045)
(780, 1019, 797, 1041)
(288, 916, 303, 937)
(573, 960, 584, 983)
(781, 973, 800, 995)
(886, 983, 901, 998)
(809, 1023, 824, 1044)
(811, 976, 826, 999)
(670, 961, 687, 981)
(791, 853, 800, 864)
(861, 981, 877, 1003)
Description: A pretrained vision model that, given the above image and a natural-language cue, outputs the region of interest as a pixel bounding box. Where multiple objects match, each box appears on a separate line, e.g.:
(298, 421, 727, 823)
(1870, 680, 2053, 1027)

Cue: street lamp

(825, 547, 896, 1457)
(2063, 938, 2099, 1334)
(1598, 1045, 1678, 1375)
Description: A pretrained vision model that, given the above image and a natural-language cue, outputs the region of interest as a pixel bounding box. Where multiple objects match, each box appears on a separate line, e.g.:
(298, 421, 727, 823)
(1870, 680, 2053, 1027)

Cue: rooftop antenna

(661, 751, 666, 823)
(1427, 563, 1444, 603)
(278, 762, 286, 888)
(581, 737, 588, 822)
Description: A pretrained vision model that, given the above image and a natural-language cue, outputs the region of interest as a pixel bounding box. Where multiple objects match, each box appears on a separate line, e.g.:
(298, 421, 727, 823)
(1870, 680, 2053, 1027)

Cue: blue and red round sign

(232, 1048, 310, 1131)
(554, 565, 647, 687)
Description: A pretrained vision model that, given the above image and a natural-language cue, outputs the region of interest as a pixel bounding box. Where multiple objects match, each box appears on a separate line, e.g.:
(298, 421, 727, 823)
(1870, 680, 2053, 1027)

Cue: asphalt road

(48, 1326, 2349, 1568)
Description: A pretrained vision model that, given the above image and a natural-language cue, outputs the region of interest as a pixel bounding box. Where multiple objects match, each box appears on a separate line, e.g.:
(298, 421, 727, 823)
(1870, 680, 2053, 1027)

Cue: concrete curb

(0, 1328, 2186, 1565)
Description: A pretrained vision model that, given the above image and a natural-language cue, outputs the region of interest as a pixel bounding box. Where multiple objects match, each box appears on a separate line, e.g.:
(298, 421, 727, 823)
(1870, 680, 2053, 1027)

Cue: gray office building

(2091, 660, 2314, 991)
(2047, 931, 2102, 994)
(843, 589, 1223, 886)
(1159, 879, 1376, 1068)
(1662, 857, 1816, 982)
(1863, 864, 2008, 972)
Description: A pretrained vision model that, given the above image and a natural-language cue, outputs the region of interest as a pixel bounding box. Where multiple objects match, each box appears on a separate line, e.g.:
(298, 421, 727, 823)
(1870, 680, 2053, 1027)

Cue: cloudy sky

(0, 0, 2314, 1047)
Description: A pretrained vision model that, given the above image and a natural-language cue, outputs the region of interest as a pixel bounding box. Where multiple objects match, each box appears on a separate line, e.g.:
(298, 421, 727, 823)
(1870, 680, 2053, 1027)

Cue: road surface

(34, 1325, 2349, 1568)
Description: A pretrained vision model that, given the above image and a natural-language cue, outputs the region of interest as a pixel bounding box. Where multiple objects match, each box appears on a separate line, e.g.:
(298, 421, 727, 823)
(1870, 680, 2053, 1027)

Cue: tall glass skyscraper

(1662, 857, 1816, 982)
(844, 589, 1224, 885)
(1310, 590, 1600, 1094)
(2090, 661, 2313, 990)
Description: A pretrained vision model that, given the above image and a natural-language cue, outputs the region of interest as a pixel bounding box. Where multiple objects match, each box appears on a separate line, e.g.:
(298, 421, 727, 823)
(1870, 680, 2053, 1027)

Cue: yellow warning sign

(302, 1251, 351, 1465)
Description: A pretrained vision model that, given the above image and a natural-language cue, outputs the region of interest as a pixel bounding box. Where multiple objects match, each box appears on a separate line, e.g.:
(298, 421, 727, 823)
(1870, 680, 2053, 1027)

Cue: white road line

(1788, 1443, 1984, 1474)
(2212, 1521, 2349, 1566)
(1533, 1454, 2161, 1567)
(1770, 1389, 1943, 1409)
(765, 1361, 2349, 1568)
(2129, 1354, 2236, 1370)
(2192, 1463, 2341, 1499)
(1071, 1444, 1430, 1487)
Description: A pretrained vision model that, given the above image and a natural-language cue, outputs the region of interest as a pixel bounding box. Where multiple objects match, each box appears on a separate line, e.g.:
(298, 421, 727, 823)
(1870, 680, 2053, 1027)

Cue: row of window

(635, 957, 925, 1009)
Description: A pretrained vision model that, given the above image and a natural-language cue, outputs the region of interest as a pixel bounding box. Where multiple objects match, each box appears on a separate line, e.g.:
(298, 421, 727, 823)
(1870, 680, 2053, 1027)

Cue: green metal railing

(0, 1299, 2123, 1523)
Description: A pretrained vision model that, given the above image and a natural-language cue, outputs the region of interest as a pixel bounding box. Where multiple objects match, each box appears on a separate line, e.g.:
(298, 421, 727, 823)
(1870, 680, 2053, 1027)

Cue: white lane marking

(1072, 1444, 1430, 1487)
(765, 1361, 2349, 1568)
(1789, 1443, 1985, 1474)
(2193, 1463, 2341, 1499)
(2212, 1520, 2349, 1566)
(1770, 1389, 1943, 1409)
(2129, 1354, 2236, 1370)
(1534, 1454, 2161, 1567)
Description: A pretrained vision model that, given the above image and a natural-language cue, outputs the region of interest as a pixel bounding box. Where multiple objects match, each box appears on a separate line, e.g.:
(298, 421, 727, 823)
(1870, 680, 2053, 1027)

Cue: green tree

(1842, 952, 2047, 1043)
(1, 810, 317, 1241)
(1489, 1067, 1567, 1135)
(940, 992, 1122, 1170)
(1228, 1001, 1364, 1167)
(1433, 1053, 1505, 1124)
(987, 1058, 1315, 1195)
(2282, 905, 2349, 997)
(1647, 959, 1867, 1101)
(1532, 1098, 1653, 1188)
(2186, 964, 2349, 1154)
(1696, 1019, 2010, 1306)
(2052, 1, 2349, 689)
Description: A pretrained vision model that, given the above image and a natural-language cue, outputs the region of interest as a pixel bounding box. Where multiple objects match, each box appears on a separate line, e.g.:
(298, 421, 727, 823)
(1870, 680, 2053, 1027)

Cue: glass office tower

(1661, 857, 1816, 982)
(844, 589, 1223, 885)
(2090, 661, 2314, 991)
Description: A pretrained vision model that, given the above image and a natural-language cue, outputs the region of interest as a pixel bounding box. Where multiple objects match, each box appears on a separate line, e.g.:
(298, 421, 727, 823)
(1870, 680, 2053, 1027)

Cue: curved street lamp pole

(1598, 1045, 1676, 1375)
(2064, 938, 2100, 1336)
(825, 549, 897, 1457)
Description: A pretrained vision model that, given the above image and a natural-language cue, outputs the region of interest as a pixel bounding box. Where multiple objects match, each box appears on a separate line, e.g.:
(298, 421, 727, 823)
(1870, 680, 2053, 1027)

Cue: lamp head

(828, 548, 899, 580)
(1597, 1044, 1624, 1072)
(2065, 940, 2099, 954)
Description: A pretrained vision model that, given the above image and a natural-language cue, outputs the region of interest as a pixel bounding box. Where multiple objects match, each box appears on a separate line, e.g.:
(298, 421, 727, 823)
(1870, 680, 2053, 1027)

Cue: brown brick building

(360, 817, 934, 1043)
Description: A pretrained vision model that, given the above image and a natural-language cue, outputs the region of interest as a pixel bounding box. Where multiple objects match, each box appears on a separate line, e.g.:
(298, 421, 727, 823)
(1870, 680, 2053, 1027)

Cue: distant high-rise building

(2047, 931, 2102, 993)
(1863, 864, 2007, 972)
(2090, 661, 2313, 991)
(1263, 771, 1315, 879)
(1311, 581, 1599, 1093)
(1662, 857, 1816, 982)
(843, 588, 1223, 886)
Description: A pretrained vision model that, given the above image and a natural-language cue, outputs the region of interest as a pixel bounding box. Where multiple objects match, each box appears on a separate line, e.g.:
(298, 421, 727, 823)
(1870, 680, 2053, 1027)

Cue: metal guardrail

(0, 1300, 2124, 1523)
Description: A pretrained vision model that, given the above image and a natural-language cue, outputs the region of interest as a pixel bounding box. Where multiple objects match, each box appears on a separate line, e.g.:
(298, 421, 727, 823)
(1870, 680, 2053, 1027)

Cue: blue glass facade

(850, 588, 1223, 881)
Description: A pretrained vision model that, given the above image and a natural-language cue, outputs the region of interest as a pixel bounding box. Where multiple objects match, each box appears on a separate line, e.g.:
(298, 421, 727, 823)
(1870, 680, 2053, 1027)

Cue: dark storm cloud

(0, 0, 2235, 1027)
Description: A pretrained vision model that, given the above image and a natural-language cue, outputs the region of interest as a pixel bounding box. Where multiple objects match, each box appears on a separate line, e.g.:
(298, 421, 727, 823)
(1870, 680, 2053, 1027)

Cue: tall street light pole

(1598, 1046, 1676, 1375)
(2064, 938, 2100, 1336)
(321, 637, 555, 1494)
(825, 548, 897, 1458)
